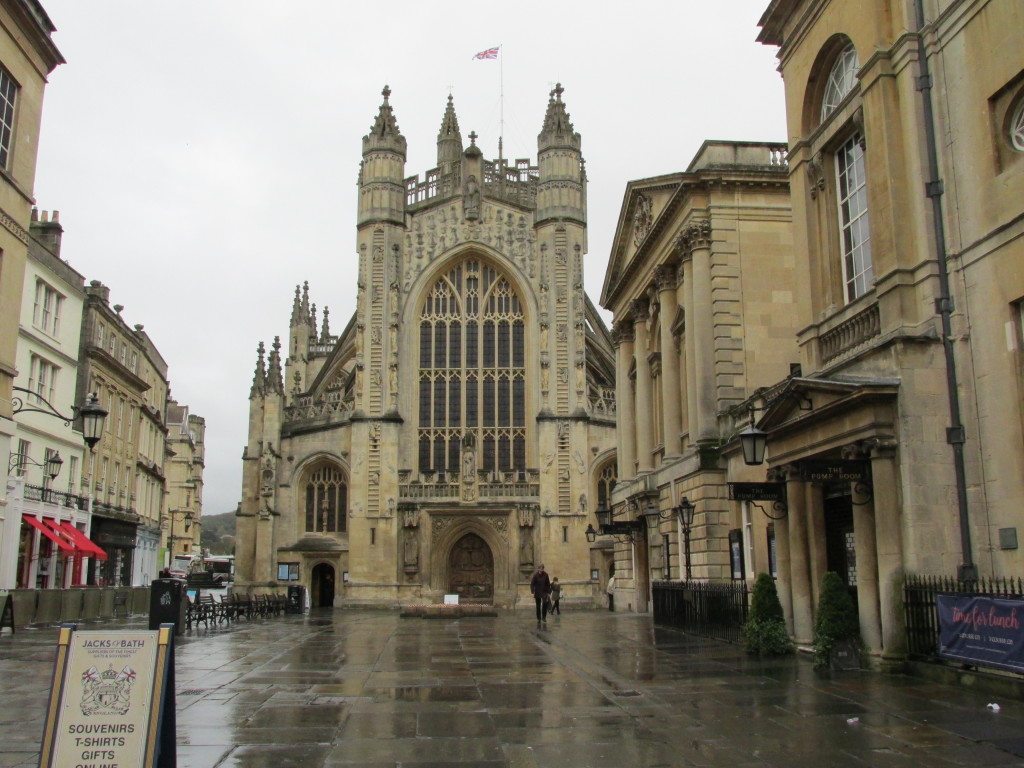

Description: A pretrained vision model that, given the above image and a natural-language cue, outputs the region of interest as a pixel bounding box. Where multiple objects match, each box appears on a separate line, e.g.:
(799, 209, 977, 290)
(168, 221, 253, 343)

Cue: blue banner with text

(937, 594, 1024, 674)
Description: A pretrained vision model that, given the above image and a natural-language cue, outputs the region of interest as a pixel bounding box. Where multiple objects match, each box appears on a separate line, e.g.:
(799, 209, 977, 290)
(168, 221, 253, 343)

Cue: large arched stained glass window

(419, 257, 526, 476)
(821, 43, 859, 122)
(304, 463, 347, 533)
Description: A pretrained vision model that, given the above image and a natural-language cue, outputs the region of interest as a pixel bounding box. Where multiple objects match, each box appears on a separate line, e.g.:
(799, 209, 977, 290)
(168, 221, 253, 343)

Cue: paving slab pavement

(1, 610, 1023, 767)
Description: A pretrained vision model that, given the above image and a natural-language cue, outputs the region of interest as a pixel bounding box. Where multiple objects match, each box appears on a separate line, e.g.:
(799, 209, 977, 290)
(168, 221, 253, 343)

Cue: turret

(436, 94, 463, 173)
(358, 85, 407, 226)
(536, 83, 585, 225)
(266, 336, 284, 394)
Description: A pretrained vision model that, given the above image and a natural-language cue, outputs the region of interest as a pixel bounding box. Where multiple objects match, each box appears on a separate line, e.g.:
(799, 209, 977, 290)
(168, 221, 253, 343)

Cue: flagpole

(499, 44, 504, 166)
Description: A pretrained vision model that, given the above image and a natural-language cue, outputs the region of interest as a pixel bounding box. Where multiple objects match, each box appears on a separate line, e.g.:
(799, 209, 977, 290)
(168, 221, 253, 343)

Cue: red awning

(52, 521, 108, 561)
(22, 515, 75, 555)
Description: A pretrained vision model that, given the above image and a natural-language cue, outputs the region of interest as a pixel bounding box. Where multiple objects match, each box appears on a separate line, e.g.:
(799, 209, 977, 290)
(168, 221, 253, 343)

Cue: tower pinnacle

(436, 93, 464, 168)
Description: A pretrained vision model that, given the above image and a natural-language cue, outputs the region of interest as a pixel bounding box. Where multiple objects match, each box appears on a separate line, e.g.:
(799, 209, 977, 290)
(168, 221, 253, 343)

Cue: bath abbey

(235, 85, 618, 607)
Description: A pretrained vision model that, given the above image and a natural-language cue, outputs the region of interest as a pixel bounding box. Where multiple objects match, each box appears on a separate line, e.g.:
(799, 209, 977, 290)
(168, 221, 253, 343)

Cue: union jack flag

(472, 46, 499, 60)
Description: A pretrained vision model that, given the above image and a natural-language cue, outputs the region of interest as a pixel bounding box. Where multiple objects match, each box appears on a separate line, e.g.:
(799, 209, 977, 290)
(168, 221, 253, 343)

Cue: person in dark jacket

(530, 563, 551, 625)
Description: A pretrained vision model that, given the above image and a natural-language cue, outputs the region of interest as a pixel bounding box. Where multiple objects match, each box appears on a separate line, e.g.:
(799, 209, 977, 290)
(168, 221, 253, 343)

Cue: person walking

(550, 577, 562, 615)
(530, 563, 551, 626)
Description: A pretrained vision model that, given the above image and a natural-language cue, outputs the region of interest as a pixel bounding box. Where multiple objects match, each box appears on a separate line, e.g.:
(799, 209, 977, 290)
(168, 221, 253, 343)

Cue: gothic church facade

(235, 85, 617, 607)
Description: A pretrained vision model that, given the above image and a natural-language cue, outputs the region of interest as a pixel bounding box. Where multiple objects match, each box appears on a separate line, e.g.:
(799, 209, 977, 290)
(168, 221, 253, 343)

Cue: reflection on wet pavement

(1, 611, 1023, 766)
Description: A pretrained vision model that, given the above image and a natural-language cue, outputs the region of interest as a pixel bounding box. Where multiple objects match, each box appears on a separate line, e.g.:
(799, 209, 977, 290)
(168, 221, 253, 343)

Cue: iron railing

(652, 580, 749, 643)
(23, 484, 90, 511)
(904, 574, 1024, 659)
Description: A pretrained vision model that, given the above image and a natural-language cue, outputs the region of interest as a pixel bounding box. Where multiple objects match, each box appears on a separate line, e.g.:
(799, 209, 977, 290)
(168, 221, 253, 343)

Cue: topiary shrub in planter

(813, 571, 861, 669)
(742, 573, 794, 656)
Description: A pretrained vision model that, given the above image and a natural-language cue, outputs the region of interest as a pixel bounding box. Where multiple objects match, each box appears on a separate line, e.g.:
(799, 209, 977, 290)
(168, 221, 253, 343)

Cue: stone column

(805, 482, 827, 608)
(685, 220, 715, 443)
(680, 257, 698, 448)
(655, 266, 682, 456)
(852, 479, 882, 654)
(785, 466, 813, 644)
(869, 439, 904, 658)
(613, 323, 636, 480)
(632, 299, 654, 472)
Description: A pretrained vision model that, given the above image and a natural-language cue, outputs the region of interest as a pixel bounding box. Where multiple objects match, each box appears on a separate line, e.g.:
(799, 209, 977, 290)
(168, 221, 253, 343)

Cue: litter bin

(287, 585, 306, 614)
(149, 578, 187, 634)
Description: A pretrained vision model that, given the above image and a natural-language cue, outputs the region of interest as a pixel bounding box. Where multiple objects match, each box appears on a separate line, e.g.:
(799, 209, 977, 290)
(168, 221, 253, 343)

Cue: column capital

(768, 464, 802, 483)
(680, 218, 712, 253)
(630, 297, 651, 323)
(653, 264, 678, 293)
(865, 437, 899, 460)
(611, 321, 634, 346)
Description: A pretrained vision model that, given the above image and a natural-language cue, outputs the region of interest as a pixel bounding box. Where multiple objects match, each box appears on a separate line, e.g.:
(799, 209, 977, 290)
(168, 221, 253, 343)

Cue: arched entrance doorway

(447, 533, 494, 603)
(311, 563, 335, 608)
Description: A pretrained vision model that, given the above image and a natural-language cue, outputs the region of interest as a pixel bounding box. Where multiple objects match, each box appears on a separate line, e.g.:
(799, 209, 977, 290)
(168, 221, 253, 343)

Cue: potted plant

(813, 571, 861, 669)
(742, 573, 794, 656)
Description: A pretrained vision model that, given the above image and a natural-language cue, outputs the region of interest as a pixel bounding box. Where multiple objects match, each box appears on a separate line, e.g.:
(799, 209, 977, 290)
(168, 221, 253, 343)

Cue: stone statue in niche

(578, 494, 587, 516)
(520, 530, 534, 568)
(371, 326, 382, 345)
(403, 528, 419, 569)
(541, 363, 549, 393)
(464, 175, 480, 221)
(558, 367, 568, 384)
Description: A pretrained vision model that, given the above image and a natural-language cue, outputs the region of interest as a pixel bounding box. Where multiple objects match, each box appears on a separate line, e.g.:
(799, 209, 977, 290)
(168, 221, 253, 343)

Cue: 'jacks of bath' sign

(37, 625, 176, 768)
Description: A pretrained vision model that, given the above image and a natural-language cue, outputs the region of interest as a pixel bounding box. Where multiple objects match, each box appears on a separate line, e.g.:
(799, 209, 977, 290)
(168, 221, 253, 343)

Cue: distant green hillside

(200, 510, 236, 554)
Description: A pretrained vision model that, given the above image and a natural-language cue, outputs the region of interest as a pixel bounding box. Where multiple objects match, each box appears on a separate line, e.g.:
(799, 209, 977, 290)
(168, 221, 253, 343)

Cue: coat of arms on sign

(80, 665, 135, 716)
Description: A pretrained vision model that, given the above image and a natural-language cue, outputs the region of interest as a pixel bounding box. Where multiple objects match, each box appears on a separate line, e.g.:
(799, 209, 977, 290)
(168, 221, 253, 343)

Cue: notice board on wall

(37, 624, 176, 768)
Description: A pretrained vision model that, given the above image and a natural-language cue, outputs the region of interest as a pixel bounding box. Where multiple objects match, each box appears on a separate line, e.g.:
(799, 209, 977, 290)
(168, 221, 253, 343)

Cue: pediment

(758, 376, 899, 432)
(601, 173, 683, 307)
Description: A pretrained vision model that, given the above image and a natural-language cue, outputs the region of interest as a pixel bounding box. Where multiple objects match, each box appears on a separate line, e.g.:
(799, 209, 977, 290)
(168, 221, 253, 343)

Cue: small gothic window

(821, 43, 859, 122)
(304, 463, 347, 533)
(596, 462, 617, 512)
(1011, 97, 1024, 152)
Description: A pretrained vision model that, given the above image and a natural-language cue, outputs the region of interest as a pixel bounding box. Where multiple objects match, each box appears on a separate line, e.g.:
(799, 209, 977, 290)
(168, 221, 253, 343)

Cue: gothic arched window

(596, 461, 617, 513)
(304, 463, 347, 533)
(419, 257, 526, 475)
(820, 43, 859, 122)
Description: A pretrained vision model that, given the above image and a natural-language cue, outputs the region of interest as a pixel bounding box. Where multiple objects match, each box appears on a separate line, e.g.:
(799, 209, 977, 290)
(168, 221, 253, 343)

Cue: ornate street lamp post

(675, 496, 696, 581)
(12, 387, 108, 450)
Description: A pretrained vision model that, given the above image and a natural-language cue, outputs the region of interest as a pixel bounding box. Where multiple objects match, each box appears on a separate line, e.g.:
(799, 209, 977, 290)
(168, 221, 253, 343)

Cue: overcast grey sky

(33, 1, 787, 518)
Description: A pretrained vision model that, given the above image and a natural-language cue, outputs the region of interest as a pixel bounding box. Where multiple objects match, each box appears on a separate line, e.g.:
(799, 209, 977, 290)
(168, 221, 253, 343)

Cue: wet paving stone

(2, 612, 1024, 766)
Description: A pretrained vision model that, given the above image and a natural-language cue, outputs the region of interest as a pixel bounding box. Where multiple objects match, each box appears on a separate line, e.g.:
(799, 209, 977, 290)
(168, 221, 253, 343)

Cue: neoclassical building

(235, 85, 617, 607)
(601, 142, 796, 613)
(747, 0, 1024, 658)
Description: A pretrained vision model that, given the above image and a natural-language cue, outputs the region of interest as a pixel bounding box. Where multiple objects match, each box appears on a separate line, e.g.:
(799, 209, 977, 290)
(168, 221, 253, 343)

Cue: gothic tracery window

(820, 43, 859, 122)
(304, 463, 347, 533)
(596, 462, 617, 513)
(418, 258, 526, 475)
(1011, 96, 1024, 152)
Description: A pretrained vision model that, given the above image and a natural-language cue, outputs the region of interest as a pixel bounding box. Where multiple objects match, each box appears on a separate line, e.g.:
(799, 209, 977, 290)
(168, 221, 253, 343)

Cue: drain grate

(179, 689, 206, 696)
(612, 690, 642, 697)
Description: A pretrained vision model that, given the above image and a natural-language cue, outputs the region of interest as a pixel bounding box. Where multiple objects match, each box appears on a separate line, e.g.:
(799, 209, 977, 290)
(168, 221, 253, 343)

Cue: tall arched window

(304, 463, 347, 533)
(821, 43, 859, 122)
(419, 257, 526, 475)
(596, 462, 617, 513)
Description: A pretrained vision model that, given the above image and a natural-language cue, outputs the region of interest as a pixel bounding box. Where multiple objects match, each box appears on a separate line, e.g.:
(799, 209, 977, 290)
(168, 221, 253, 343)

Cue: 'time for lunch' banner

(937, 594, 1024, 673)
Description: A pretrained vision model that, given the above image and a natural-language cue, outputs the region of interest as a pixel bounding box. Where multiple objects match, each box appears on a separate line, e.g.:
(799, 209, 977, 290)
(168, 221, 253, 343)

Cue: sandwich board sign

(1, 591, 13, 634)
(38, 624, 176, 768)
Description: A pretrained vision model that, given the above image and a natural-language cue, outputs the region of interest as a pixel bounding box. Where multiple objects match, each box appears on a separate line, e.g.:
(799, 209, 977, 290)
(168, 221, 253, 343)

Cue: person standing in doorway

(531, 563, 551, 626)
(550, 577, 562, 615)
(606, 570, 616, 612)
